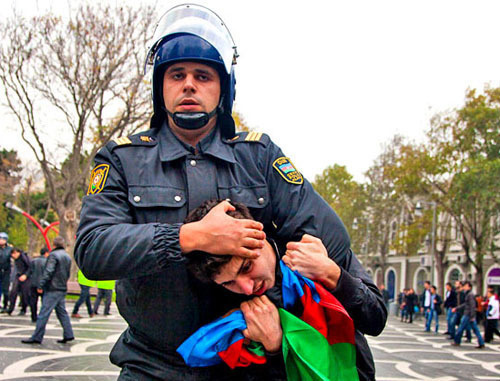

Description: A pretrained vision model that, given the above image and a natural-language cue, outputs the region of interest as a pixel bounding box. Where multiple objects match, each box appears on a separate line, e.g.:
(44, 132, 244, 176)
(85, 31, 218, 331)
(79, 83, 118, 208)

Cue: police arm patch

(272, 157, 303, 185)
(87, 164, 110, 195)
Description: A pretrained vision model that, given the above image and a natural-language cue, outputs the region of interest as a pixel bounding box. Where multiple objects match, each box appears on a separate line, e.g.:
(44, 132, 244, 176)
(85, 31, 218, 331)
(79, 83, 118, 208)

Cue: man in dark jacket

(451, 281, 485, 348)
(22, 237, 74, 344)
(29, 247, 49, 322)
(7, 248, 32, 317)
(443, 282, 457, 335)
(0, 232, 12, 313)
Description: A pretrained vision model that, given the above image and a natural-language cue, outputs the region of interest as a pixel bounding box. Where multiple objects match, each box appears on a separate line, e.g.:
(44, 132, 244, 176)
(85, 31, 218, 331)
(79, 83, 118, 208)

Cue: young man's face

(11, 251, 20, 260)
(213, 240, 276, 296)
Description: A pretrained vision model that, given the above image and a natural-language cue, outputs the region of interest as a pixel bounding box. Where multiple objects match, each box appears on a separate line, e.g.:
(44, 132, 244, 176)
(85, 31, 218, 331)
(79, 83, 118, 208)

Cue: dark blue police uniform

(75, 123, 386, 380)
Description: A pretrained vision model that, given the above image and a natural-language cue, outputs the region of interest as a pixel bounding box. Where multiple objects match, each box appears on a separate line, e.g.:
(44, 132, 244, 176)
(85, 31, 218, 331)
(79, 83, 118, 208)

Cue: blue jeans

(93, 289, 112, 315)
(454, 315, 484, 345)
(426, 309, 439, 332)
(31, 291, 74, 342)
(446, 308, 455, 333)
(450, 313, 471, 339)
(72, 285, 93, 315)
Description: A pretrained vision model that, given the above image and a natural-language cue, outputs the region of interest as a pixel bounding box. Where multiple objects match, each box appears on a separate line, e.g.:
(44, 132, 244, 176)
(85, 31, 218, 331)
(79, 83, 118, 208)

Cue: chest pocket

(128, 185, 187, 224)
(218, 185, 270, 222)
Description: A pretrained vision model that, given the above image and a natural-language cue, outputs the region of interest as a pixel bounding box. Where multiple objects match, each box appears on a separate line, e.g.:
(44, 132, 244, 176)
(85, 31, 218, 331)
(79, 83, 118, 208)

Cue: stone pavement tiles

(1, 303, 500, 380)
(370, 315, 500, 381)
(0, 301, 125, 380)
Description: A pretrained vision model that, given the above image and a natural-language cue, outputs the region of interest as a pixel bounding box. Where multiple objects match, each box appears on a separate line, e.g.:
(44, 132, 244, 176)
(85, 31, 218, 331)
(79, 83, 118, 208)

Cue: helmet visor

(146, 4, 237, 75)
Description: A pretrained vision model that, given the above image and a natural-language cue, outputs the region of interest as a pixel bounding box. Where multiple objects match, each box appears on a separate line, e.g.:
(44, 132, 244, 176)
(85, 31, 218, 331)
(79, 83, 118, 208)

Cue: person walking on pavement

(484, 286, 500, 343)
(421, 281, 432, 331)
(443, 282, 457, 335)
(93, 280, 115, 316)
(426, 285, 442, 333)
(7, 248, 33, 317)
(71, 270, 96, 318)
(451, 281, 485, 349)
(0, 232, 12, 313)
(21, 236, 74, 344)
(29, 247, 49, 322)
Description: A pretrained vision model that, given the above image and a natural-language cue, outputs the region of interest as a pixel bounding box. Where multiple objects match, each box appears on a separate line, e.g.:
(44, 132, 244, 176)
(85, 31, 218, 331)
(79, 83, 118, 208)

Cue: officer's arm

(75, 145, 184, 280)
(265, 140, 386, 336)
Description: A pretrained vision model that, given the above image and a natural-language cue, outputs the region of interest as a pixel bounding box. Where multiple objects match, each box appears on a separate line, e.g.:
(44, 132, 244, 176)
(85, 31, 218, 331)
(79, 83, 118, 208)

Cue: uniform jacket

(39, 248, 71, 292)
(30, 256, 48, 288)
(75, 125, 387, 381)
(0, 245, 12, 273)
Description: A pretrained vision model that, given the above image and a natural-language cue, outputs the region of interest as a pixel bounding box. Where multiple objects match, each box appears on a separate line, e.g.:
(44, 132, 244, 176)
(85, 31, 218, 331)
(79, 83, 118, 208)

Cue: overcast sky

(2, 0, 500, 182)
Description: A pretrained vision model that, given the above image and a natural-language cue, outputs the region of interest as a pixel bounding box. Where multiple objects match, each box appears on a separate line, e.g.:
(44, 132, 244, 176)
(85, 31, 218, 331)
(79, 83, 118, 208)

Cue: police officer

(75, 4, 386, 380)
(0, 232, 12, 313)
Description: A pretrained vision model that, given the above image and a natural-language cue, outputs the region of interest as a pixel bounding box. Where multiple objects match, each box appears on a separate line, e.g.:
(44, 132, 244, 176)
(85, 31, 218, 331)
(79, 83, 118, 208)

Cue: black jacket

(0, 245, 12, 273)
(75, 126, 387, 380)
(14, 251, 31, 278)
(39, 248, 71, 292)
(444, 289, 457, 308)
(30, 256, 48, 288)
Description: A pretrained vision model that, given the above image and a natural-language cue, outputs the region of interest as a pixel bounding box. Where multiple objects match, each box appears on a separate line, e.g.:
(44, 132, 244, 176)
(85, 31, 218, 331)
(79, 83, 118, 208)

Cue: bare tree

(0, 4, 154, 248)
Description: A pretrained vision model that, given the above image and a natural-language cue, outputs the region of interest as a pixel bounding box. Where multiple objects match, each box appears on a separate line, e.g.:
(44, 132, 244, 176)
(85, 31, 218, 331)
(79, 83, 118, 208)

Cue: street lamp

(415, 201, 437, 284)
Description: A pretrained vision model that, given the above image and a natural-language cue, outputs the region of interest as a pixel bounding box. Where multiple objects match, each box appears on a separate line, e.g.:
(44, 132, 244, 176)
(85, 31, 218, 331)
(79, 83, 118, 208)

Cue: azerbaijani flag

(177, 261, 358, 380)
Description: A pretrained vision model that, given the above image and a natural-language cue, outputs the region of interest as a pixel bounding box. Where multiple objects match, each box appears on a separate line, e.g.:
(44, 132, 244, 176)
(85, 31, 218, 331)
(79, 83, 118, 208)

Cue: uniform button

(133, 195, 141, 203)
(174, 195, 182, 202)
(190, 160, 197, 167)
(258, 197, 265, 205)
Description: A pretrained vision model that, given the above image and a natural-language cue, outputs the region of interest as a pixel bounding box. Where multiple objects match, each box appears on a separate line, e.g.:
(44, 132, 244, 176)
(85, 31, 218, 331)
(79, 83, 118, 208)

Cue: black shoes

(476, 345, 485, 349)
(21, 338, 41, 344)
(57, 337, 75, 344)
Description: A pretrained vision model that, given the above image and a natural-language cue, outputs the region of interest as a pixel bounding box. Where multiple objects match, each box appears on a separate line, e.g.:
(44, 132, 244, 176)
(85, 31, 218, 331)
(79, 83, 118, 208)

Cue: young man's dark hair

(184, 199, 254, 283)
(11, 247, 22, 254)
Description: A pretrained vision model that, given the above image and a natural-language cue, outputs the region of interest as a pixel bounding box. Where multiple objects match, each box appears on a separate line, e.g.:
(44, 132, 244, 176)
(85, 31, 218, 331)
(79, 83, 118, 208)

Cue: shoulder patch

(226, 131, 269, 146)
(87, 164, 110, 195)
(114, 136, 132, 146)
(272, 157, 303, 185)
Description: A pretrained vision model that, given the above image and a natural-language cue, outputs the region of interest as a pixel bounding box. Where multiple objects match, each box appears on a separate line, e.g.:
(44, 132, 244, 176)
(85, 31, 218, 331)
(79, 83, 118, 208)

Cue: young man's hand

(283, 234, 341, 289)
(19, 274, 27, 282)
(180, 200, 265, 259)
(240, 295, 282, 352)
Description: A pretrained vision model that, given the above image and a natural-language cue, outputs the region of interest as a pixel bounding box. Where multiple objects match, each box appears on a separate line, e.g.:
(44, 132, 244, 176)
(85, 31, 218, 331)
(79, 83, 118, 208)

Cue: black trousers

(30, 286, 42, 321)
(484, 319, 500, 342)
(0, 270, 10, 309)
(8, 278, 31, 314)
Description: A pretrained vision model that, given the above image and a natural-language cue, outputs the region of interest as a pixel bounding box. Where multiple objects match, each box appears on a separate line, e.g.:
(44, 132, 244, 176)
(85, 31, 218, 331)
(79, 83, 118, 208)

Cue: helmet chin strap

(166, 107, 218, 130)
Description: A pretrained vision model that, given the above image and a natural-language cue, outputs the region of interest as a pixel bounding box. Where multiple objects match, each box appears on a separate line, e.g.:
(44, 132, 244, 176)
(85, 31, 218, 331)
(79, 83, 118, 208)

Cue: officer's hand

(180, 200, 265, 258)
(241, 295, 282, 352)
(283, 234, 341, 289)
(19, 274, 27, 282)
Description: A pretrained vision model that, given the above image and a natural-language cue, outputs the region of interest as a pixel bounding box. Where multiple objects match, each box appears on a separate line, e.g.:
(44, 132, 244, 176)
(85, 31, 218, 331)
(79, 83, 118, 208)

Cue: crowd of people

(0, 232, 115, 344)
(396, 280, 500, 348)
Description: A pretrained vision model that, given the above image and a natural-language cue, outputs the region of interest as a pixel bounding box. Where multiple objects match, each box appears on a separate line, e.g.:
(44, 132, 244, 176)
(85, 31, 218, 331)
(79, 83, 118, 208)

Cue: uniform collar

(158, 122, 236, 163)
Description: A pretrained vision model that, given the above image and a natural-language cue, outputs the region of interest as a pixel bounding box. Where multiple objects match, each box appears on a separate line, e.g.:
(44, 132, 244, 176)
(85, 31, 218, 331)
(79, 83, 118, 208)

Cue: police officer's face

(213, 240, 277, 296)
(163, 62, 221, 115)
(0, 238, 6, 246)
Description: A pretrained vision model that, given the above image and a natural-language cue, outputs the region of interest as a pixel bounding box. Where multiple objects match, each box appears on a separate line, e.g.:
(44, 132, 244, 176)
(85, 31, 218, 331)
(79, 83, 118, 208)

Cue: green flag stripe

(279, 308, 359, 381)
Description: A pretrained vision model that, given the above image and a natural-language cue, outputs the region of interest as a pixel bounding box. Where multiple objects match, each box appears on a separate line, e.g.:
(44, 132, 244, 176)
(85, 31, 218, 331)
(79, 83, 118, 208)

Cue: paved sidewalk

(0, 301, 124, 380)
(1, 303, 499, 380)
(370, 315, 500, 380)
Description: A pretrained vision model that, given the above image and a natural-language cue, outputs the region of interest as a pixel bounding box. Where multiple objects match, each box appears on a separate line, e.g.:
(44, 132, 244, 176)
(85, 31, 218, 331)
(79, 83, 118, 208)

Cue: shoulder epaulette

(109, 134, 157, 150)
(225, 131, 269, 146)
